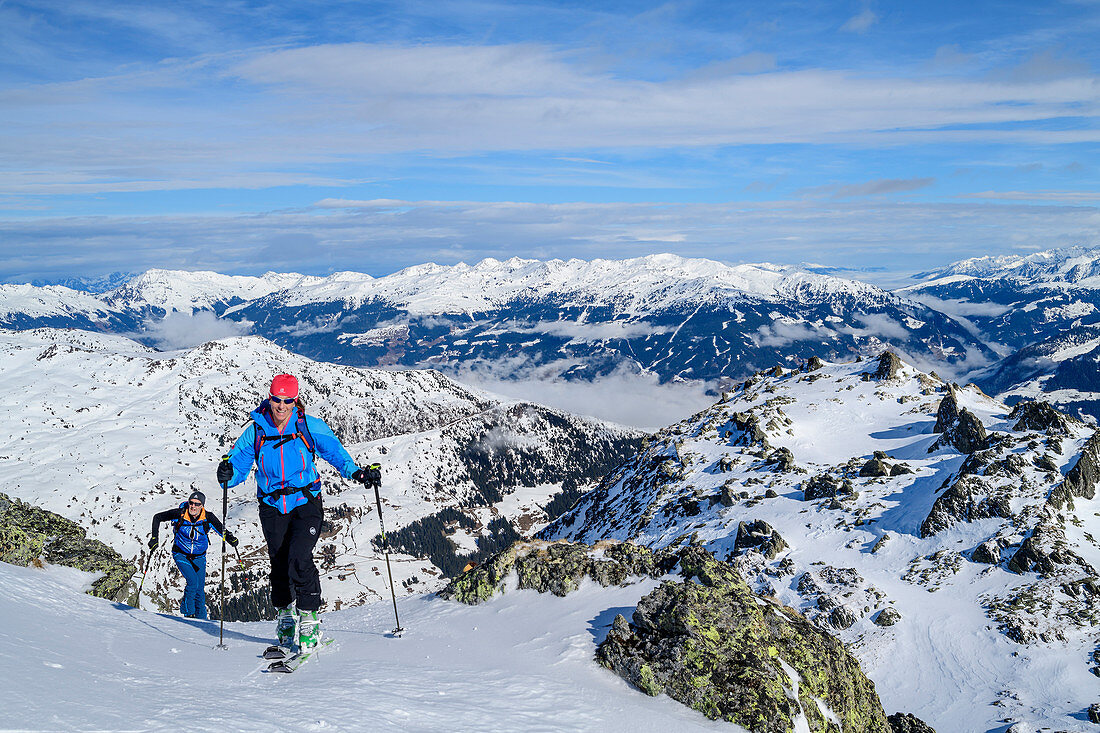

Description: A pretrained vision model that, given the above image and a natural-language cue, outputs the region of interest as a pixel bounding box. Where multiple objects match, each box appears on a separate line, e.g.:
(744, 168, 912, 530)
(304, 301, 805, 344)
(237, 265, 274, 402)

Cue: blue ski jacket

(151, 503, 226, 557)
(224, 402, 358, 514)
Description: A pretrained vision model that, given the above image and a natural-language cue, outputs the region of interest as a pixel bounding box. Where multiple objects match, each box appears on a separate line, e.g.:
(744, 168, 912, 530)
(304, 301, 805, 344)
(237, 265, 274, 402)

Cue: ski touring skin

(266, 637, 334, 673)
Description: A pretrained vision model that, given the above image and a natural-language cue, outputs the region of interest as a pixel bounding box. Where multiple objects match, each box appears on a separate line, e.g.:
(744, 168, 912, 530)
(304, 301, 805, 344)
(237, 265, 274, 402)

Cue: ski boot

(298, 610, 321, 652)
(275, 606, 297, 647)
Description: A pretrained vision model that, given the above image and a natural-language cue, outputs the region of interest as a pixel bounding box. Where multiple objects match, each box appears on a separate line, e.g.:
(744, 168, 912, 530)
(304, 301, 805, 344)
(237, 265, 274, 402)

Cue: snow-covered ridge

(910, 245, 1100, 290)
(101, 268, 322, 313)
(254, 254, 895, 314)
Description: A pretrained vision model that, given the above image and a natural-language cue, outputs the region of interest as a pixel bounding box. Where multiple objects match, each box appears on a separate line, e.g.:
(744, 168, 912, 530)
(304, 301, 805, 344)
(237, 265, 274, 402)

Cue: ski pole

(368, 466, 403, 636)
(136, 537, 163, 610)
(217, 456, 230, 650)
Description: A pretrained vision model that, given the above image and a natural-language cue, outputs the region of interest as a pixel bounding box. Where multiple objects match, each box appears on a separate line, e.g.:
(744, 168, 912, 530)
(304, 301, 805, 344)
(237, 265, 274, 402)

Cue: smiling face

(187, 499, 203, 518)
(270, 394, 295, 429)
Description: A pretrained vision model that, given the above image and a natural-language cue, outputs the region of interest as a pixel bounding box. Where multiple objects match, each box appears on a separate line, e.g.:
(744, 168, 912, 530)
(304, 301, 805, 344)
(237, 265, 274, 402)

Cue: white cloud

(841, 9, 879, 33)
(526, 320, 672, 341)
(142, 311, 251, 350)
(752, 321, 828, 348)
(443, 358, 715, 431)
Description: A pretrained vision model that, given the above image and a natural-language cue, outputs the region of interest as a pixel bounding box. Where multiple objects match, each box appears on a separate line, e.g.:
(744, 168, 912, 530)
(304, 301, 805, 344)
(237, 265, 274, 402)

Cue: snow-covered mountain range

(12, 255, 991, 389)
(541, 352, 1100, 731)
(0, 327, 641, 617)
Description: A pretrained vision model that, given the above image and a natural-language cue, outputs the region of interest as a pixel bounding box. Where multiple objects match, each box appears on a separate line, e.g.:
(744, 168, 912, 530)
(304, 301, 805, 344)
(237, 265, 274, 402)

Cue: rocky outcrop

(1009, 400, 1072, 436)
(860, 458, 891, 477)
(873, 608, 901, 627)
(803, 473, 855, 501)
(930, 394, 987, 454)
(444, 542, 892, 732)
(887, 712, 936, 732)
(765, 447, 797, 472)
(733, 520, 788, 560)
(807, 356, 824, 372)
(438, 540, 676, 604)
(597, 547, 891, 732)
(1050, 430, 1100, 511)
(0, 492, 135, 601)
(920, 475, 1011, 537)
(872, 351, 903, 380)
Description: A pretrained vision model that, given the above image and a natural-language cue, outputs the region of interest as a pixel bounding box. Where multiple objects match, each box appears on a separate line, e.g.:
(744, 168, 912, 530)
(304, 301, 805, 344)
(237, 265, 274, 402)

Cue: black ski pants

(259, 500, 323, 612)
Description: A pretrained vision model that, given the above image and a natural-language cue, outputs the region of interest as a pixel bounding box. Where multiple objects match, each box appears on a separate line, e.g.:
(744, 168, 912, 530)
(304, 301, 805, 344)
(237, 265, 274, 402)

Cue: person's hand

(147, 537, 158, 551)
(225, 532, 239, 548)
(216, 459, 233, 484)
(353, 464, 382, 487)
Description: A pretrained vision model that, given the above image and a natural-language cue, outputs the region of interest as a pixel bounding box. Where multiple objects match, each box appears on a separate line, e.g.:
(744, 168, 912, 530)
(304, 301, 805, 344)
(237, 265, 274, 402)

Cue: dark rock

(1050, 430, 1100, 511)
(1089, 703, 1100, 725)
(887, 712, 937, 732)
(920, 475, 1012, 537)
(807, 356, 824, 371)
(873, 450, 888, 460)
(873, 608, 901, 627)
(597, 546, 891, 731)
(829, 605, 858, 630)
(803, 473, 849, 501)
(860, 458, 891, 477)
(930, 403, 988, 455)
(1009, 400, 1072, 436)
(1033, 454, 1059, 473)
(1006, 534, 1057, 575)
(719, 483, 737, 507)
(932, 392, 959, 433)
(770, 365, 784, 377)
(889, 463, 914, 476)
(873, 351, 903, 380)
(764, 489, 779, 499)
(765, 446, 797, 472)
(970, 540, 1001, 565)
(733, 520, 788, 560)
(0, 492, 135, 602)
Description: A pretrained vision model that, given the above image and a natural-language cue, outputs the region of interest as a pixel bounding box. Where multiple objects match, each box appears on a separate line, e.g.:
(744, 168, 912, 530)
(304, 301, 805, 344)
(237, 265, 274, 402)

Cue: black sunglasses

(188, 500, 203, 507)
(270, 395, 296, 404)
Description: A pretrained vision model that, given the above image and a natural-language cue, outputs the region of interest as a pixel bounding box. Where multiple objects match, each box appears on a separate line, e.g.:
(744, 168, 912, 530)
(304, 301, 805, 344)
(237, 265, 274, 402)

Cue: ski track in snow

(2, 562, 732, 733)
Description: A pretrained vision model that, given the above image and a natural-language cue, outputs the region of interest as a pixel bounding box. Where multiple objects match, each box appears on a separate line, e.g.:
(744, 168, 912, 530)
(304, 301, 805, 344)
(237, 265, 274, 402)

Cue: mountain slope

(0, 328, 642, 617)
(542, 353, 1100, 731)
(0, 560, 724, 732)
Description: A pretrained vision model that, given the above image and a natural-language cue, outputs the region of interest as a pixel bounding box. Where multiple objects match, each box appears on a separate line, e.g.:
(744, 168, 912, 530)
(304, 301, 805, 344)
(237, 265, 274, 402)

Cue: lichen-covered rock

(437, 540, 675, 604)
(0, 492, 135, 601)
(887, 712, 936, 732)
(873, 351, 903, 380)
(933, 392, 959, 433)
(873, 608, 901, 627)
(807, 356, 824, 371)
(889, 463, 914, 476)
(596, 546, 891, 732)
(733, 520, 788, 560)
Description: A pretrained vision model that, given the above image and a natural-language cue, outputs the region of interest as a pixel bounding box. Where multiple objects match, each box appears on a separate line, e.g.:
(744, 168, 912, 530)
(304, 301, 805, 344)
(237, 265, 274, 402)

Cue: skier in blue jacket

(149, 491, 238, 620)
(216, 374, 377, 651)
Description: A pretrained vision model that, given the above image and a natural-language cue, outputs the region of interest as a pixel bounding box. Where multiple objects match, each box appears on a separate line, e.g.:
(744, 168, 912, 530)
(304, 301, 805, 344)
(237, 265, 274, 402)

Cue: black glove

(225, 532, 239, 548)
(147, 537, 157, 550)
(353, 464, 382, 487)
(216, 459, 233, 484)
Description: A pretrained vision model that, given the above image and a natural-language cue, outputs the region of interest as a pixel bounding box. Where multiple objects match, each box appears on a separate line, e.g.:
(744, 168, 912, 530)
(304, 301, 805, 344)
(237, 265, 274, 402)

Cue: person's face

(187, 499, 203, 517)
(270, 394, 295, 424)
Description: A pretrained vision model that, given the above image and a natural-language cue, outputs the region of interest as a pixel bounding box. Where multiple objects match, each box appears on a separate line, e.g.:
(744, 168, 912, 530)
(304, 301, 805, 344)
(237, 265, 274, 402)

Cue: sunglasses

(269, 395, 296, 404)
(188, 500, 203, 507)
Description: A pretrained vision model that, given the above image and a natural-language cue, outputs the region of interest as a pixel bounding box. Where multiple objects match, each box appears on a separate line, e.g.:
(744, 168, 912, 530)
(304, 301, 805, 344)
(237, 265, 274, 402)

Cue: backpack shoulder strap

(296, 411, 316, 457)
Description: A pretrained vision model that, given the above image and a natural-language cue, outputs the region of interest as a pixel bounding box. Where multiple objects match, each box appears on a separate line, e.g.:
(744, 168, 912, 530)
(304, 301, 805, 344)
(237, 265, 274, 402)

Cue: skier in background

(216, 374, 377, 651)
(149, 491, 238, 620)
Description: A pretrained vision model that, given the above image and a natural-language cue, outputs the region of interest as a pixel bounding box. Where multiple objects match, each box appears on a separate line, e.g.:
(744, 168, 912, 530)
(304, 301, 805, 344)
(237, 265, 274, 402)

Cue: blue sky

(1, 0, 1098, 285)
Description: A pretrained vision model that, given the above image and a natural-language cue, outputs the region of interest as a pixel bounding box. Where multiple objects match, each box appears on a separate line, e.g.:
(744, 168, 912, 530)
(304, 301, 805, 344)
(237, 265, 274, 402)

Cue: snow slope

(545, 356, 1100, 731)
(1, 560, 730, 733)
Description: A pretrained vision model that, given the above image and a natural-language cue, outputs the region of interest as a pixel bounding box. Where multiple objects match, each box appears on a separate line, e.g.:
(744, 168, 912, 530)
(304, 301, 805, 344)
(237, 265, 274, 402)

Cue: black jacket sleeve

(150, 509, 179, 539)
(206, 513, 226, 537)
